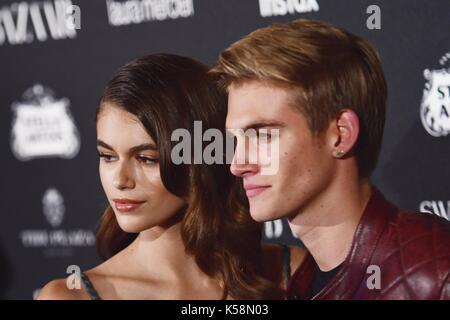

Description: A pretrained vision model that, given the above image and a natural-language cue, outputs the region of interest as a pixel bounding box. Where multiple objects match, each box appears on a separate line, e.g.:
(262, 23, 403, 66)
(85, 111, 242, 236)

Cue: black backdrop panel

(0, 0, 449, 299)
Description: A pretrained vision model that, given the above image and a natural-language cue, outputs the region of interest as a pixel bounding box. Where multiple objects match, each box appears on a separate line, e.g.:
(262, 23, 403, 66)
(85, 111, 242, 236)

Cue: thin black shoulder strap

(80, 273, 102, 300)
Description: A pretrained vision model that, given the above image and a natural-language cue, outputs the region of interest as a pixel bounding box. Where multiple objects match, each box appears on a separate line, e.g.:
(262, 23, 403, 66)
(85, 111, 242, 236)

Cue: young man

(210, 19, 450, 300)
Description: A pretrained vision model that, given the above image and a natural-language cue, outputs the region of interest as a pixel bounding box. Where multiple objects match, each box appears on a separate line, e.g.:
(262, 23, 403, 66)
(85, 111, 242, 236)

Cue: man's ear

(330, 109, 360, 158)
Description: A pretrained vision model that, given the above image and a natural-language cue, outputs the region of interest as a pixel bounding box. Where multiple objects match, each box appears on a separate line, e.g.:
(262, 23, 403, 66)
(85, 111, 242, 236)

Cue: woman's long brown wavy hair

(95, 54, 283, 299)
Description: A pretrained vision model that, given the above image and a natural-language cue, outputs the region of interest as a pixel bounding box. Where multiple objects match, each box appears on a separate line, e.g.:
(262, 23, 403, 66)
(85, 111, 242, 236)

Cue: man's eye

(98, 153, 116, 162)
(258, 130, 272, 140)
(137, 156, 158, 165)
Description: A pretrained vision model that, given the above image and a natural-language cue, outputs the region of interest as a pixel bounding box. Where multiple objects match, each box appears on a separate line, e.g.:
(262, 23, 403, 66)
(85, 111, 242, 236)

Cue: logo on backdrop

(264, 220, 284, 239)
(420, 52, 450, 137)
(419, 200, 450, 221)
(19, 187, 95, 257)
(10, 83, 80, 161)
(43, 188, 65, 228)
(106, 0, 194, 27)
(258, 0, 319, 18)
(0, 0, 77, 46)
(264, 219, 300, 241)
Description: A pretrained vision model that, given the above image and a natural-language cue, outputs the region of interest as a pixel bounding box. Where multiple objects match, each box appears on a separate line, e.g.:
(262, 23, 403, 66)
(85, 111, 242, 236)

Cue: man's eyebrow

(237, 120, 286, 132)
(97, 140, 157, 153)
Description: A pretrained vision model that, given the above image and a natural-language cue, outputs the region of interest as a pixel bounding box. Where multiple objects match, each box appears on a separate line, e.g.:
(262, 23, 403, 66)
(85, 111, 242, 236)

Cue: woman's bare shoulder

(289, 245, 308, 270)
(36, 260, 113, 300)
(36, 278, 89, 300)
(261, 243, 307, 282)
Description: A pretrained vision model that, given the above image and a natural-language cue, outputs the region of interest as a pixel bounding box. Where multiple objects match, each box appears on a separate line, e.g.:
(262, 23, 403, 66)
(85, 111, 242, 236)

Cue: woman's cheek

(99, 165, 114, 197)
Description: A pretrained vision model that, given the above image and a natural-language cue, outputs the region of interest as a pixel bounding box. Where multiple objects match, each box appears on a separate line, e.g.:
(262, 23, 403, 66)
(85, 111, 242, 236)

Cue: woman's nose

(112, 161, 136, 190)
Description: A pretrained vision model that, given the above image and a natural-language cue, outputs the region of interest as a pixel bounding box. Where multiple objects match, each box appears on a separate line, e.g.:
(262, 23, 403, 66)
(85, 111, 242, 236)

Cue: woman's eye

(137, 156, 158, 165)
(98, 153, 116, 162)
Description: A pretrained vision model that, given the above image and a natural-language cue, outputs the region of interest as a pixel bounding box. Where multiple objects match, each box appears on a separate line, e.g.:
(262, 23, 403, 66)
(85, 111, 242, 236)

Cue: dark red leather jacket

(286, 188, 450, 300)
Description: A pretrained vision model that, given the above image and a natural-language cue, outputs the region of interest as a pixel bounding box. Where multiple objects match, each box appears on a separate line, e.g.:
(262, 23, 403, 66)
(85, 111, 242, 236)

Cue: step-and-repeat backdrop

(0, 0, 449, 299)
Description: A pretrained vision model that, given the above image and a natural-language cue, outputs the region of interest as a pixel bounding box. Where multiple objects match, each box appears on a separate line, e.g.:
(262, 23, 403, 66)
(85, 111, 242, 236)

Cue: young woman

(37, 54, 284, 300)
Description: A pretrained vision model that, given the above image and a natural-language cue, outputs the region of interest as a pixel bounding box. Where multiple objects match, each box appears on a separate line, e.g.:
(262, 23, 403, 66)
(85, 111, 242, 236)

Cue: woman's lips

(244, 185, 271, 198)
(112, 199, 145, 213)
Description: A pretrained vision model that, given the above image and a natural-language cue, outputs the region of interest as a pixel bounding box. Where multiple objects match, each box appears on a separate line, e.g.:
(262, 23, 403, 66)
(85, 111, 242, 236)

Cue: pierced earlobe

(334, 150, 345, 158)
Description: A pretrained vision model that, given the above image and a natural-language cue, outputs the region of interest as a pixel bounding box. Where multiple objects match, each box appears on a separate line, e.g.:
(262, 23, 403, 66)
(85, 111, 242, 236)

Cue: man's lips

(243, 185, 271, 198)
(112, 199, 146, 212)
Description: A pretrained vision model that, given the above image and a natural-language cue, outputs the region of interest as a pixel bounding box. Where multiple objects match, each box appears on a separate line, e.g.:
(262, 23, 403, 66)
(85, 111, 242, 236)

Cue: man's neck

(288, 178, 372, 271)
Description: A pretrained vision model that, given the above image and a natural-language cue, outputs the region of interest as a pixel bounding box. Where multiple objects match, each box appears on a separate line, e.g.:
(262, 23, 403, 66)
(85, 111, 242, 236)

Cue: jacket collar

(287, 187, 398, 299)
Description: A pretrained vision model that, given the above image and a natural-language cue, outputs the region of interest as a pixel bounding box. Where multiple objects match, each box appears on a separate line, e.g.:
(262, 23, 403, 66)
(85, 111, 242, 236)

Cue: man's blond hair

(210, 19, 387, 177)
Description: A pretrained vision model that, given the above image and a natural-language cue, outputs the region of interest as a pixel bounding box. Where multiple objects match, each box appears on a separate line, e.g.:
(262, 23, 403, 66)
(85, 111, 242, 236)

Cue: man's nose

(230, 137, 260, 177)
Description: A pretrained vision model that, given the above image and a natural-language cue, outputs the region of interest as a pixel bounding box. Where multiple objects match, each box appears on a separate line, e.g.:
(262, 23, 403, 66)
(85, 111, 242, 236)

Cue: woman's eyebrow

(97, 139, 113, 150)
(128, 143, 158, 153)
(97, 140, 157, 153)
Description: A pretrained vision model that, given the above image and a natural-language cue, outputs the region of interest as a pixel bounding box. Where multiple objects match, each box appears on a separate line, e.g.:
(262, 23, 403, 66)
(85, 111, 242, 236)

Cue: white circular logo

(420, 53, 450, 137)
(42, 188, 65, 228)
